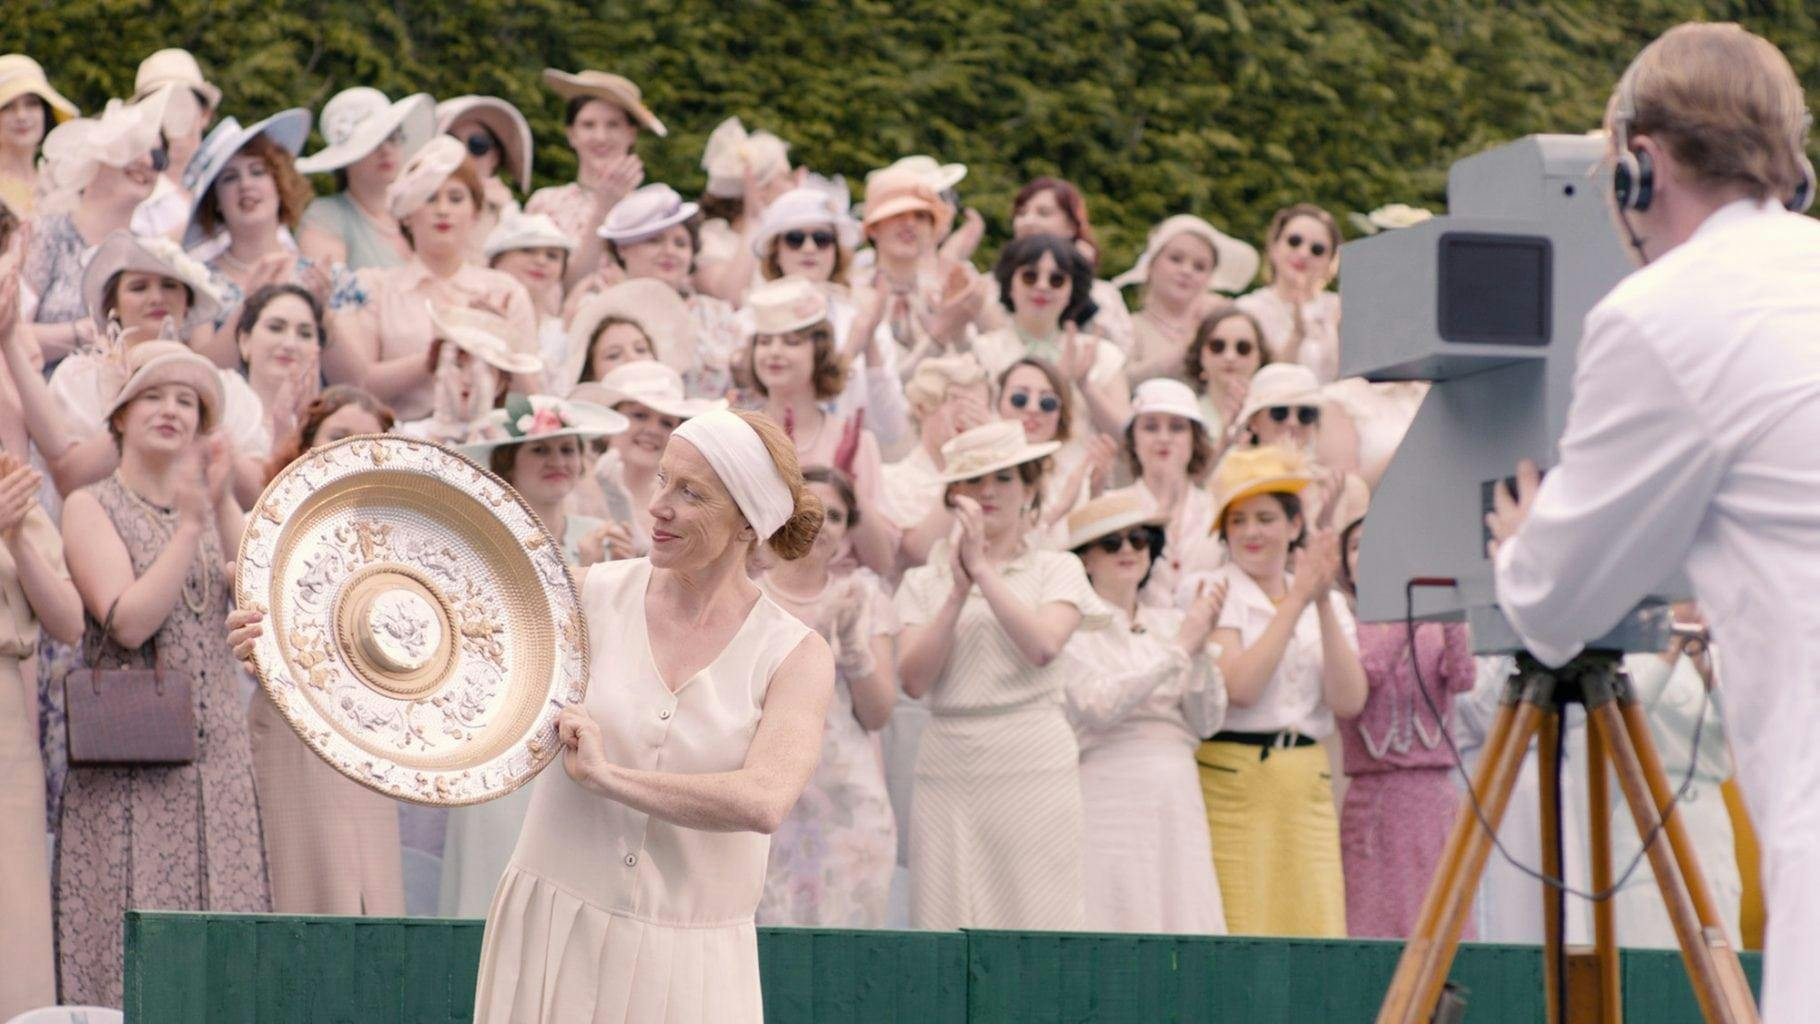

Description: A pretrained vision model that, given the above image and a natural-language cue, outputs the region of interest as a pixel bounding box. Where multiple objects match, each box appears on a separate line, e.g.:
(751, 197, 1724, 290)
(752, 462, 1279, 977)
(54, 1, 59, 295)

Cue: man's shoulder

(1596, 207, 1820, 325)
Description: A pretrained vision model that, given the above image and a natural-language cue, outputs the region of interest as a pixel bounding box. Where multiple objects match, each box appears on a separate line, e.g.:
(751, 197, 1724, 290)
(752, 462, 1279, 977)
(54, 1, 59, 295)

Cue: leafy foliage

(9, 1, 1819, 269)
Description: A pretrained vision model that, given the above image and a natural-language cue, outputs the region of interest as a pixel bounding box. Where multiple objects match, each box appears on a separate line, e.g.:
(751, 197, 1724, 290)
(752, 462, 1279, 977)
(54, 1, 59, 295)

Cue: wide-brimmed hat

(861, 165, 953, 237)
(1112, 214, 1260, 295)
(0, 55, 77, 122)
(36, 99, 161, 214)
(1127, 377, 1208, 430)
(750, 183, 859, 257)
(83, 231, 222, 332)
(1234, 363, 1324, 431)
(598, 183, 699, 244)
(437, 95, 533, 192)
(427, 301, 543, 376)
(1064, 489, 1167, 552)
(541, 68, 665, 136)
(180, 108, 312, 249)
(571, 360, 724, 421)
(296, 87, 435, 175)
(386, 134, 469, 219)
(131, 48, 221, 110)
(103, 340, 224, 433)
(936, 420, 1060, 484)
(747, 276, 828, 336)
(1211, 445, 1315, 529)
(483, 208, 574, 261)
(562, 279, 695, 391)
(885, 154, 967, 192)
(457, 393, 629, 463)
(701, 117, 791, 199)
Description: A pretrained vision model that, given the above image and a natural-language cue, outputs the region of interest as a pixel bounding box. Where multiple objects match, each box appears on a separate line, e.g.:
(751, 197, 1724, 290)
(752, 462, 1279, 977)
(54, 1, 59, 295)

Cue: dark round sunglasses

(1092, 527, 1160, 556)
(1207, 338, 1254, 357)
(1018, 267, 1068, 289)
(462, 133, 495, 158)
(148, 146, 169, 173)
(1284, 232, 1329, 258)
(1008, 391, 1060, 413)
(782, 229, 836, 251)
(1267, 405, 1321, 425)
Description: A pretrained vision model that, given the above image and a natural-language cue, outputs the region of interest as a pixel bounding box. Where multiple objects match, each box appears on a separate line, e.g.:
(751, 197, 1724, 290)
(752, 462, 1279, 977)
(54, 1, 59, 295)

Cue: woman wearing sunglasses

(1233, 363, 1370, 531)
(1111, 378, 1223, 605)
(1114, 214, 1259, 385)
(1060, 490, 1229, 933)
(1236, 204, 1343, 383)
(1185, 307, 1270, 434)
(1188, 445, 1365, 937)
(975, 234, 1131, 437)
(437, 96, 535, 263)
(895, 420, 1109, 930)
(1007, 177, 1135, 355)
(996, 357, 1108, 534)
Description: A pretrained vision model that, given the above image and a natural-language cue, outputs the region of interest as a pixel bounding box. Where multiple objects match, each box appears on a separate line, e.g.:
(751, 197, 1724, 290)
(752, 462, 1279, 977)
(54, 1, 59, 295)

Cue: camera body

(1342, 134, 1678, 652)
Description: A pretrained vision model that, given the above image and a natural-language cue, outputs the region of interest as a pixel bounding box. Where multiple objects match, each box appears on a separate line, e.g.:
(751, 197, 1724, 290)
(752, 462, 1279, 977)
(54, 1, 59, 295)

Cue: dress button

(624, 853, 638, 867)
(658, 708, 671, 720)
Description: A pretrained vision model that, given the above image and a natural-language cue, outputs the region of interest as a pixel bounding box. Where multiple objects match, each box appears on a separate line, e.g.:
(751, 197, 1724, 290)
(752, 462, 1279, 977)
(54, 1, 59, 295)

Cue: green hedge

(8, 1, 1819, 268)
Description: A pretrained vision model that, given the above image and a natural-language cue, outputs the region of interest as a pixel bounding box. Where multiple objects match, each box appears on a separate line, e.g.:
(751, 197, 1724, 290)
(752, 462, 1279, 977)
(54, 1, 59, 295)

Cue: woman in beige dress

(0, 450, 83, 1020)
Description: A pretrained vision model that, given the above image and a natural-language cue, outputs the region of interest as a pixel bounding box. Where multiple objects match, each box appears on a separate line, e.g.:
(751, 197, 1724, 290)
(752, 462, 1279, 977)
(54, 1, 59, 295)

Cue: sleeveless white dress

(472, 557, 811, 1024)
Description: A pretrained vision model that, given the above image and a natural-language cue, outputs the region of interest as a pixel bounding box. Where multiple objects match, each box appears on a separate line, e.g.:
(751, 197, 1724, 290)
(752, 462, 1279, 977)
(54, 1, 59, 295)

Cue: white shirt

(1201, 561, 1356, 738)
(1494, 199, 1820, 1019)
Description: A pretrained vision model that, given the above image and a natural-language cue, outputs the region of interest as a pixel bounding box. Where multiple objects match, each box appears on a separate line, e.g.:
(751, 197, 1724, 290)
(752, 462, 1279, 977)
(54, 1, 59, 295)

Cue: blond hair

(1608, 23, 1812, 205)
(904, 354, 989, 420)
(732, 410, 825, 560)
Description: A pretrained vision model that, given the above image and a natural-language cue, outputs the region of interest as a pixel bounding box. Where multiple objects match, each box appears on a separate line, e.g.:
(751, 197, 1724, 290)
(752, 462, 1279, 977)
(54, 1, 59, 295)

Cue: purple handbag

(65, 599, 196, 766)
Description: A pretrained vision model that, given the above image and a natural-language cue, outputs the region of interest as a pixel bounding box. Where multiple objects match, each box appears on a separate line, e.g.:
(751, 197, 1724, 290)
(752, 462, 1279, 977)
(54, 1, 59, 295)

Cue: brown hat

(541, 68, 666, 137)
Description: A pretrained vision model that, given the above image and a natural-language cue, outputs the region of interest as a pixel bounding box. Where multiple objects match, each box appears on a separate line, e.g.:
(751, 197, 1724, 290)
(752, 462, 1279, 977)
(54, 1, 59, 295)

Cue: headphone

(1611, 63, 1818, 214)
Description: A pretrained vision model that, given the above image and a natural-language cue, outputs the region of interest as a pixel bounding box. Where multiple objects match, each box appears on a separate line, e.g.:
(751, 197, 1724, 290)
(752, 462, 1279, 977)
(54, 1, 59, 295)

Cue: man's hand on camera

(1485, 458, 1543, 558)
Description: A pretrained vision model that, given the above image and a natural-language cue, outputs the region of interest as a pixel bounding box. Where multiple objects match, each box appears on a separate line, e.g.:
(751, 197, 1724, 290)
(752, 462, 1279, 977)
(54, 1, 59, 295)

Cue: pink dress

(472, 558, 811, 1024)
(1337, 620, 1475, 938)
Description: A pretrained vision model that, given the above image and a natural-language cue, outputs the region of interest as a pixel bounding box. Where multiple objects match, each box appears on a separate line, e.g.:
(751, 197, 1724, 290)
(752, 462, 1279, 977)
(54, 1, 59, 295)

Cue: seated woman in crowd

(247, 384, 405, 917)
(0, 54, 77, 216)
(854, 165, 989, 382)
(569, 361, 724, 556)
(756, 466, 899, 927)
(1117, 215, 1259, 384)
(436, 94, 535, 258)
(392, 302, 543, 444)
(1112, 378, 1222, 603)
(483, 211, 573, 383)
(1060, 490, 1227, 933)
(325, 135, 540, 422)
(440, 393, 628, 917)
(295, 87, 435, 271)
(1191, 445, 1365, 937)
(744, 277, 897, 574)
(974, 234, 1130, 437)
(180, 108, 325, 367)
(1005, 177, 1133, 353)
(693, 116, 794, 303)
(1185, 307, 1269, 438)
(561, 277, 692, 396)
(57, 342, 267, 1005)
(1236, 203, 1343, 383)
(895, 421, 1108, 930)
(527, 68, 663, 286)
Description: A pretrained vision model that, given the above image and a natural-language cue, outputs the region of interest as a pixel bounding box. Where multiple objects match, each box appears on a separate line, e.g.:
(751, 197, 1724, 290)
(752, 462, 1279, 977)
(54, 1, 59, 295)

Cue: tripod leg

(1585, 710, 1621, 1024)
(1589, 701, 1757, 1023)
(1538, 713, 1567, 1024)
(1378, 699, 1544, 1024)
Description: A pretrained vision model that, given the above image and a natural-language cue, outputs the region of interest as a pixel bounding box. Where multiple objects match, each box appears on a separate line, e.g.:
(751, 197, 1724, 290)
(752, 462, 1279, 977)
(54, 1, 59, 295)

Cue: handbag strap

(87, 598, 164, 695)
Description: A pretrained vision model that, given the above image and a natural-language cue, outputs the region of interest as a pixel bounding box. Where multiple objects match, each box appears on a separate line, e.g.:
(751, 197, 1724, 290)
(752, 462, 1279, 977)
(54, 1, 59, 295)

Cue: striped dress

(895, 541, 1109, 930)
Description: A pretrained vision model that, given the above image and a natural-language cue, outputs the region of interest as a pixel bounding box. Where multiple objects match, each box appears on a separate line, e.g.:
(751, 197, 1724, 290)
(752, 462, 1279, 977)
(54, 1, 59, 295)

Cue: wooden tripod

(1377, 653, 1757, 1023)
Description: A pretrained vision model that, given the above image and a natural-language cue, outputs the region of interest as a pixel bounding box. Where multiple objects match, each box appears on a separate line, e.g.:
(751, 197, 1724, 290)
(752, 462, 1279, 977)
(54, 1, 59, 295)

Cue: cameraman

(1486, 22, 1820, 1021)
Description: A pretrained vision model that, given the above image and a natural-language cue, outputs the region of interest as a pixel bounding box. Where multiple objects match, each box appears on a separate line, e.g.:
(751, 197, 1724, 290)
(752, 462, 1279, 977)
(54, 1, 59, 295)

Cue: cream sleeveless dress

(472, 557, 811, 1024)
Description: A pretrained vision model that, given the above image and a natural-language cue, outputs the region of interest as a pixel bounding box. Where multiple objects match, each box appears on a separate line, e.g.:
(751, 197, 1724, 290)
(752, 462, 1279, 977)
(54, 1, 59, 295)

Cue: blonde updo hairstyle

(904, 354, 991, 421)
(733, 409, 825, 561)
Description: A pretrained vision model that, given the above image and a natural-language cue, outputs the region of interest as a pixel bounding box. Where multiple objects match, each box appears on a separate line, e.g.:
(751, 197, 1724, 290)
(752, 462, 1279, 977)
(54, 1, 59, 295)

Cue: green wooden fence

(123, 911, 1760, 1023)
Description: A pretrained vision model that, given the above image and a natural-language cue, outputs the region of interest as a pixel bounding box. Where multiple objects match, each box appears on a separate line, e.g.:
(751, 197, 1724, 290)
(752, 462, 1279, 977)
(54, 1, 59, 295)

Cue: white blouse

(1062, 603, 1226, 750)
(1186, 561, 1357, 738)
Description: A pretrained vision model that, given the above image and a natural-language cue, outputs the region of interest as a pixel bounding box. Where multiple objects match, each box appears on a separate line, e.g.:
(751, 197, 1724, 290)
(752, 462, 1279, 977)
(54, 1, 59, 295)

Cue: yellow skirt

(1197, 739, 1347, 937)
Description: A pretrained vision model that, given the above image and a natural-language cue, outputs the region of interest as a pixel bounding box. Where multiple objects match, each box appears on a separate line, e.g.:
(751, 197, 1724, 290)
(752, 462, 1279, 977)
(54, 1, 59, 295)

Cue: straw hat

(884, 154, 967, 192)
(482, 209, 574, 261)
(36, 99, 161, 214)
(385, 134, 469, 219)
(457, 393, 629, 463)
(750, 183, 859, 257)
(598, 183, 699, 244)
(1234, 364, 1324, 432)
(296, 87, 435, 175)
(180, 108, 311, 248)
(541, 68, 666, 136)
(1112, 214, 1260, 295)
(701, 117, 791, 198)
(103, 340, 224, 433)
(562, 279, 695, 390)
(234, 433, 589, 806)
(936, 421, 1060, 484)
(437, 95, 534, 192)
(83, 232, 222, 332)
(131, 48, 221, 110)
(1210, 445, 1315, 529)
(571, 361, 724, 421)
(747, 276, 828, 336)
(1127, 377, 1207, 430)
(861, 165, 953, 237)
(1064, 489, 1167, 551)
(0, 55, 77, 123)
(427, 301, 543, 376)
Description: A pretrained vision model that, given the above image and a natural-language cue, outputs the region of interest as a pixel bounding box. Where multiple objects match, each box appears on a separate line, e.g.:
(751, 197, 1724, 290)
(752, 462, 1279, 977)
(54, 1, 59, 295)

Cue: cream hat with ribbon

(386, 134, 469, 219)
(0, 54, 77, 122)
(560, 278, 696, 392)
(571, 360, 725, 421)
(936, 420, 1060, 484)
(83, 231, 222, 332)
(541, 68, 666, 136)
(482, 209, 575, 261)
(1234, 363, 1324, 431)
(861, 165, 953, 236)
(36, 98, 161, 214)
(701, 117, 791, 199)
(884, 154, 967, 192)
(457, 393, 629, 463)
(1064, 489, 1168, 551)
(103, 340, 224, 434)
(296, 87, 435, 175)
(436, 95, 534, 191)
(131, 48, 221, 109)
(746, 276, 828, 336)
(1112, 214, 1260, 295)
(427, 301, 543, 376)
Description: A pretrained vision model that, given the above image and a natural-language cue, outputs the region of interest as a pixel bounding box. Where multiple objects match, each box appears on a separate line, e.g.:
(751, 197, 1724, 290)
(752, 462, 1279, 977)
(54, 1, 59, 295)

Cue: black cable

(1403, 579, 1710, 905)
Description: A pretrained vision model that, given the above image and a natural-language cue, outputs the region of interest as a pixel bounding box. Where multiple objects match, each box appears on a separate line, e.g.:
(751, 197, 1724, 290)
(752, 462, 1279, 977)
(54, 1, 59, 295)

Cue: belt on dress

(1209, 729, 1317, 761)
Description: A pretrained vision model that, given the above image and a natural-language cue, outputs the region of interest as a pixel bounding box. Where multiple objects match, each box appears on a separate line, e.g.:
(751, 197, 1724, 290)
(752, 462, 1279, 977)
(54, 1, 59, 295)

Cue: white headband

(671, 409, 794, 540)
